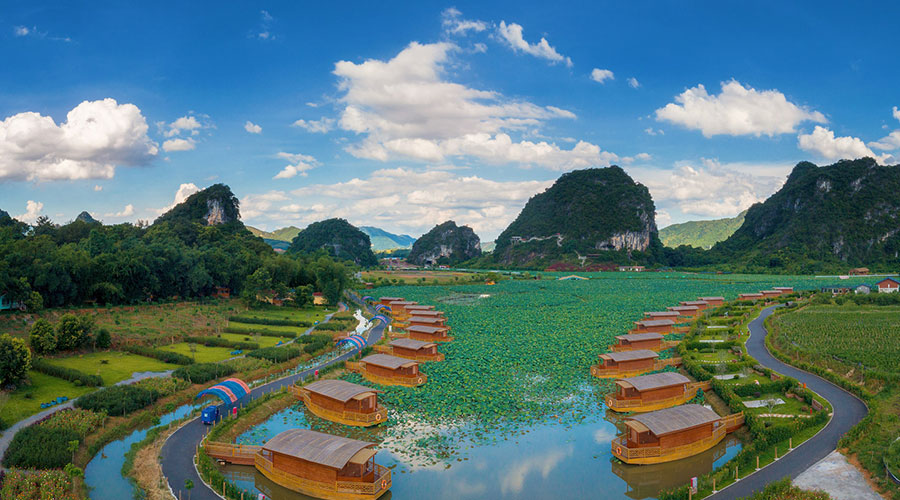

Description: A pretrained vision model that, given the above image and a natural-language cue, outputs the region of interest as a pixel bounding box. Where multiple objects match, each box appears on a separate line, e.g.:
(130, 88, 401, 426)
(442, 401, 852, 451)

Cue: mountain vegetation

(360, 226, 416, 251)
(0, 184, 351, 310)
(247, 225, 301, 242)
(75, 211, 100, 225)
(407, 221, 481, 266)
(659, 210, 746, 249)
(288, 218, 378, 267)
(483, 166, 663, 268)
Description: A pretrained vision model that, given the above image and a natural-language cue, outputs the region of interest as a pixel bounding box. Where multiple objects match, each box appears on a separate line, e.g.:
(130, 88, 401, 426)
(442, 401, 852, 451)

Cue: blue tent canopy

(338, 334, 367, 350)
(373, 314, 390, 324)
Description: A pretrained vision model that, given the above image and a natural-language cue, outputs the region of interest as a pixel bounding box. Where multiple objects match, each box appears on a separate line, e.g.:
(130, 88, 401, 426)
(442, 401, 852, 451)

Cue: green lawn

(218, 332, 292, 348)
(235, 306, 333, 324)
(44, 351, 179, 385)
(226, 322, 303, 335)
(0, 371, 95, 425)
(161, 342, 235, 363)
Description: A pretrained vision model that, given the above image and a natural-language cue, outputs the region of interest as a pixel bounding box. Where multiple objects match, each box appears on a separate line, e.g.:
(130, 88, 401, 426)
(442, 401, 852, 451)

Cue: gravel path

(706, 305, 869, 499)
(161, 296, 382, 500)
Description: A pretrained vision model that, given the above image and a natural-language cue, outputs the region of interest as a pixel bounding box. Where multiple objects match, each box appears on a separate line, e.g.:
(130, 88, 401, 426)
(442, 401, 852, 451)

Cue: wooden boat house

(257, 429, 391, 499)
(348, 354, 427, 387)
(605, 372, 711, 413)
(612, 333, 678, 352)
(773, 287, 793, 294)
(404, 304, 435, 312)
(629, 319, 675, 335)
(643, 311, 681, 321)
(738, 292, 764, 301)
(611, 404, 744, 464)
(404, 309, 444, 318)
(591, 350, 681, 378)
(760, 290, 782, 298)
(406, 324, 453, 342)
(375, 338, 444, 362)
(679, 300, 709, 311)
(378, 297, 404, 307)
(388, 301, 418, 319)
(666, 305, 700, 318)
(408, 315, 447, 328)
(292, 380, 387, 427)
(698, 296, 725, 307)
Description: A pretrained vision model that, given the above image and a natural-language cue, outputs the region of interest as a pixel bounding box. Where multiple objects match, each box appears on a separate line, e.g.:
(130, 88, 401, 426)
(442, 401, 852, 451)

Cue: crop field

(770, 304, 900, 372)
(337, 273, 837, 462)
(217, 332, 291, 348)
(232, 306, 332, 324)
(44, 351, 178, 385)
(0, 371, 95, 425)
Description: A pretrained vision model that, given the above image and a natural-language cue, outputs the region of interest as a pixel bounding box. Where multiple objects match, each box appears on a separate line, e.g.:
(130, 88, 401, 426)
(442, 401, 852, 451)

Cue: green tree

(95, 328, 112, 349)
(24, 291, 43, 312)
(29, 318, 57, 355)
(0, 334, 32, 385)
(56, 314, 94, 351)
(241, 267, 273, 305)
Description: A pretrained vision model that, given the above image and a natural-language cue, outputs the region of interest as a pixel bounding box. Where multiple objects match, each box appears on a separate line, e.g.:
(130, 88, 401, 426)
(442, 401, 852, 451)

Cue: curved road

(707, 305, 868, 499)
(161, 296, 385, 500)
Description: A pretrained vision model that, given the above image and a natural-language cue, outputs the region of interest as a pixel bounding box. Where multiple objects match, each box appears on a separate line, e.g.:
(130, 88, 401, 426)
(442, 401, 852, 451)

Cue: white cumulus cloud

(105, 204, 134, 217)
(273, 152, 318, 179)
(893, 106, 900, 122)
(292, 118, 334, 133)
(331, 42, 615, 169)
(162, 138, 195, 152)
(244, 121, 262, 134)
(627, 77, 640, 88)
(590, 68, 614, 83)
(497, 21, 572, 67)
(655, 80, 826, 137)
(15, 200, 44, 224)
(155, 183, 200, 215)
(0, 98, 158, 182)
(164, 116, 202, 137)
(798, 126, 889, 163)
(441, 8, 488, 35)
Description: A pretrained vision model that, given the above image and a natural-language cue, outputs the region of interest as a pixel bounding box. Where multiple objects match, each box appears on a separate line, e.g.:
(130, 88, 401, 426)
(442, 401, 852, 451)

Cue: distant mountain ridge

(659, 211, 746, 249)
(408, 221, 481, 266)
(75, 211, 100, 224)
(359, 226, 416, 251)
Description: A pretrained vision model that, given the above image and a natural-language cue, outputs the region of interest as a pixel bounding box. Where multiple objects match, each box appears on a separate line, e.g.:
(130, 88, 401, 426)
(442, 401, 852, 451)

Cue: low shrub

(297, 333, 332, 355)
(3, 425, 80, 469)
(39, 408, 106, 437)
(228, 316, 310, 327)
(184, 336, 259, 350)
(0, 468, 78, 500)
(246, 346, 301, 363)
(312, 322, 347, 331)
(31, 358, 104, 387)
(122, 345, 193, 365)
(173, 362, 237, 384)
(74, 384, 161, 416)
(224, 326, 296, 338)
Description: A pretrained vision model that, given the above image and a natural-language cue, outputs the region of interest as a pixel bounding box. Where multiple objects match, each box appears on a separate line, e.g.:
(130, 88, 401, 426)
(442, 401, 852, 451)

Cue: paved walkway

(160, 295, 382, 500)
(794, 451, 882, 500)
(0, 369, 173, 471)
(706, 305, 869, 499)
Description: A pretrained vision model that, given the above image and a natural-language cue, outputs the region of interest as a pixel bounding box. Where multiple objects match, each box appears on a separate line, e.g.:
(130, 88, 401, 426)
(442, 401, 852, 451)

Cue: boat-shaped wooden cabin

(378, 297, 404, 307)
(773, 287, 793, 294)
(643, 311, 681, 321)
(629, 319, 675, 335)
(405, 324, 452, 342)
(666, 305, 700, 318)
(405, 309, 444, 318)
(408, 315, 448, 329)
(375, 338, 444, 362)
(404, 304, 435, 313)
(760, 290, 781, 299)
(612, 333, 674, 352)
(605, 372, 711, 413)
(388, 301, 418, 319)
(256, 429, 392, 499)
(591, 350, 681, 378)
(611, 404, 744, 464)
(738, 293, 763, 301)
(349, 354, 427, 387)
(698, 296, 725, 307)
(293, 379, 387, 427)
(679, 300, 709, 311)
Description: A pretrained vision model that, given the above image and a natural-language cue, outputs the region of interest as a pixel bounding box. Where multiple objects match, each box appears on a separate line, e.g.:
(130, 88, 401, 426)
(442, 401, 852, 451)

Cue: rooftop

(668, 305, 699, 311)
(406, 325, 447, 334)
(408, 316, 444, 323)
(680, 300, 709, 306)
(617, 372, 690, 392)
(615, 332, 664, 342)
(645, 311, 680, 316)
(379, 297, 404, 301)
(361, 354, 417, 370)
(626, 404, 720, 437)
(634, 319, 675, 327)
(390, 338, 436, 350)
(601, 350, 659, 362)
(262, 429, 375, 469)
(303, 379, 381, 403)
(699, 296, 725, 301)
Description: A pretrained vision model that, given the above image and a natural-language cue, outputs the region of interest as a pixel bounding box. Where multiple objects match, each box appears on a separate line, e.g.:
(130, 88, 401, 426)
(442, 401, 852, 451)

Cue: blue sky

(2, 1, 899, 240)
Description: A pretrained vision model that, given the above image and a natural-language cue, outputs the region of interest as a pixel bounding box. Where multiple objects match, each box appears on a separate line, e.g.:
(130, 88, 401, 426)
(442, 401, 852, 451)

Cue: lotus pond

(217, 273, 857, 499)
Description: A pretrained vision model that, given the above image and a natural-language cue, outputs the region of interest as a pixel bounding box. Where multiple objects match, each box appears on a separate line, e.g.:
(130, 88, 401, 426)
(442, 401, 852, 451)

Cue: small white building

(854, 284, 872, 295)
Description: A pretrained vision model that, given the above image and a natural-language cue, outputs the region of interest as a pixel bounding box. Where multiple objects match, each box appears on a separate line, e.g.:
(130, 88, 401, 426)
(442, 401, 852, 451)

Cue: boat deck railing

(292, 389, 388, 425)
(256, 454, 391, 497)
(612, 425, 726, 462)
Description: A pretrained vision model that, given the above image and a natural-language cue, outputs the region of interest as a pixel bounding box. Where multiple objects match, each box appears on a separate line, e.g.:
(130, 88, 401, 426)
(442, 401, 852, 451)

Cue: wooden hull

(297, 392, 387, 427)
(256, 454, 391, 500)
(610, 341, 680, 353)
(612, 427, 725, 465)
(409, 333, 453, 343)
(373, 345, 444, 362)
(605, 382, 711, 413)
(346, 362, 427, 387)
(590, 358, 682, 379)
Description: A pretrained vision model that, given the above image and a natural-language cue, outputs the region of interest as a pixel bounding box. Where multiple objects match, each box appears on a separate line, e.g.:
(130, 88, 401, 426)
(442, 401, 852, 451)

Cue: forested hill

(288, 218, 378, 267)
(707, 158, 900, 272)
(488, 166, 663, 268)
(407, 221, 481, 266)
(0, 183, 351, 309)
(659, 211, 746, 249)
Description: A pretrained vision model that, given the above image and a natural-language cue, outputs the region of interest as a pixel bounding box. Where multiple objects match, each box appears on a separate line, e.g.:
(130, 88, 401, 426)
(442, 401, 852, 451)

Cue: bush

(228, 316, 310, 327)
(313, 322, 346, 331)
(95, 328, 112, 349)
(32, 358, 103, 387)
(0, 469, 78, 500)
(3, 425, 80, 469)
(297, 334, 332, 355)
(29, 319, 57, 355)
(184, 336, 259, 350)
(74, 384, 160, 416)
(122, 345, 193, 365)
(173, 362, 237, 384)
(39, 408, 106, 436)
(0, 333, 32, 386)
(55, 314, 94, 351)
(246, 346, 301, 363)
(224, 326, 296, 338)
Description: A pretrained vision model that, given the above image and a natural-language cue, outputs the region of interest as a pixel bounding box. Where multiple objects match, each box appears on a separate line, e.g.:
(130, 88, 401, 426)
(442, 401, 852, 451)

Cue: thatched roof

(361, 354, 417, 370)
(390, 338, 435, 350)
(633, 319, 675, 327)
(302, 379, 380, 403)
(262, 429, 374, 469)
(626, 404, 720, 437)
(615, 333, 664, 342)
(617, 372, 689, 392)
(601, 350, 659, 362)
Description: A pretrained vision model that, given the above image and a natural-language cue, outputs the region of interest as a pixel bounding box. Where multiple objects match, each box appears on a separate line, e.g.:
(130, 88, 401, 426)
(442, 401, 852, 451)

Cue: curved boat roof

(617, 372, 690, 392)
(361, 353, 417, 370)
(303, 379, 380, 403)
(390, 338, 436, 350)
(263, 429, 375, 469)
(626, 404, 720, 437)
